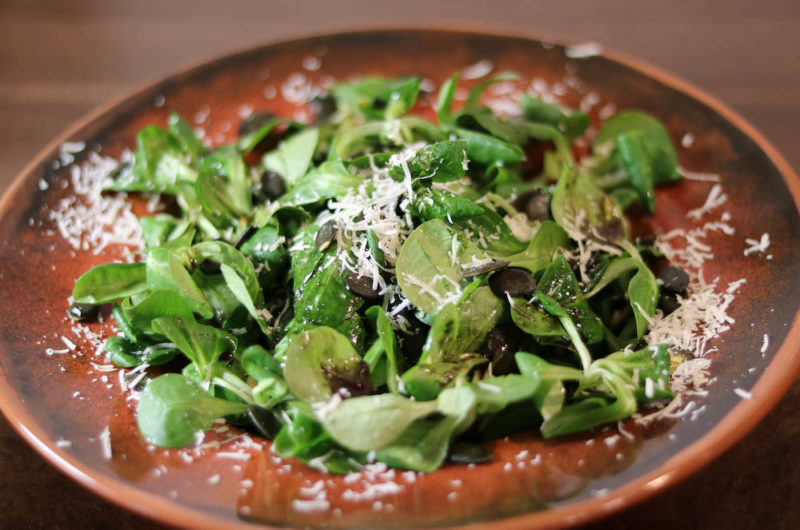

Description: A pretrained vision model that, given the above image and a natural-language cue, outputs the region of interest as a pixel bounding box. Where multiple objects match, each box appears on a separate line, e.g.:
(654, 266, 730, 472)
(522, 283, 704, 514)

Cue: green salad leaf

(137, 374, 248, 448)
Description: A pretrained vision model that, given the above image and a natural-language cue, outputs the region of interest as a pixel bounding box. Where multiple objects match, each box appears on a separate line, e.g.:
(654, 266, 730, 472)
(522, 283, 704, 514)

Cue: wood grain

(0, 1, 798, 528)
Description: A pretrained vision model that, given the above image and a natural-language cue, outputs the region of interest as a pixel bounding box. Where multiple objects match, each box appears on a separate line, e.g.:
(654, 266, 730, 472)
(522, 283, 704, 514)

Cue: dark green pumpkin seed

(200, 259, 221, 275)
(246, 404, 282, 439)
(635, 234, 657, 247)
(513, 188, 552, 221)
(259, 170, 286, 199)
(658, 291, 681, 315)
(489, 268, 537, 298)
(658, 266, 689, 294)
(345, 274, 381, 300)
(310, 95, 337, 125)
(462, 260, 510, 278)
(67, 302, 99, 321)
(234, 226, 257, 249)
(315, 221, 338, 252)
(481, 325, 522, 376)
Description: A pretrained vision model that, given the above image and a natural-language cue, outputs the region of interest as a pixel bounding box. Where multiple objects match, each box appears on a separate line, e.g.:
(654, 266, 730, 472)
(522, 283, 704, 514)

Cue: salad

(69, 71, 690, 473)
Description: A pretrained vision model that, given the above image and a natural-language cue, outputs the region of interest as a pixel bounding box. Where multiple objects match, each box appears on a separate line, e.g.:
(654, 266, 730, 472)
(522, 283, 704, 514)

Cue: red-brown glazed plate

(0, 28, 799, 530)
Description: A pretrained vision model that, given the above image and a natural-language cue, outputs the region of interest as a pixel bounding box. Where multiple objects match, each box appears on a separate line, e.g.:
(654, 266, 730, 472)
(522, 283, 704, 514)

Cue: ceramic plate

(0, 29, 799, 529)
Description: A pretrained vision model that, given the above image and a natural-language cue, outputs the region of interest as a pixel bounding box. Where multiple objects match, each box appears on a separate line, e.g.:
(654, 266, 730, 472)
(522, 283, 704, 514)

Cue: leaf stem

(363, 340, 385, 369)
(212, 373, 254, 404)
(559, 314, 593, 372)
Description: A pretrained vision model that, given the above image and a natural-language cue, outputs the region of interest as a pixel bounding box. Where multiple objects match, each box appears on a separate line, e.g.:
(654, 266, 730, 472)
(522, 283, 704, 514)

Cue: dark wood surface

(0, 1, 798, 528)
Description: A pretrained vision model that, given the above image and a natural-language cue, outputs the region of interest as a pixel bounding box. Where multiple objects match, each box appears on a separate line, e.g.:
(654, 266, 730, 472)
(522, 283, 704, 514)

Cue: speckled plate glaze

(0, 28, 799, 530)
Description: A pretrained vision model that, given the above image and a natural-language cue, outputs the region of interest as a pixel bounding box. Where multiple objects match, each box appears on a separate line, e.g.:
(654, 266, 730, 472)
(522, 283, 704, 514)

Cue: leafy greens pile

(70, 71, 686, 473)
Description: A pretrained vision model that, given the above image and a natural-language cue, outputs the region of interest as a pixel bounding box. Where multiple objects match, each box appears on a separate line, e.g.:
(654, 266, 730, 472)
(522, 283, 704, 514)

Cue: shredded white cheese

(686, 184, 728, 220)
(743, 232, 770, 256)
(504, 213, 537, 242)
(565, 42, 603, 59)
(461, 59, 494, 80)
(98, 425, 112, 460)
(47, 149, 143, 255)
(645, 275, 743, 357)
(292, 498, 331, 513)
(679, 167, 720, 182)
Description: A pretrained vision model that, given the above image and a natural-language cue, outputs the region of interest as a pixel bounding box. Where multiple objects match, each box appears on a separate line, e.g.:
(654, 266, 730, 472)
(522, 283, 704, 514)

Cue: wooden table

(1, 1, 798, 528)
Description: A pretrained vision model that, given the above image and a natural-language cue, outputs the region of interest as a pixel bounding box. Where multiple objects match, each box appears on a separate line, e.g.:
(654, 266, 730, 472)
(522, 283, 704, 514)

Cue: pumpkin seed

(259, 170, 286, 199)
(246, 404, 282, 439)
(345, 274, 381, 300)
(658, 266, 689, 294)
(199, 259, 221, 275)
(462, 260, 510, 278)
(315, 221, 338, 252)
(233, 226, 257, 250)
(310, 94, 337, 125)
(658, 291, 681, 315)
(513, 188, 552, 221)
(67, 302, 99, 321)
(489, 268, 537, 298)
(481, 325, 522, 376)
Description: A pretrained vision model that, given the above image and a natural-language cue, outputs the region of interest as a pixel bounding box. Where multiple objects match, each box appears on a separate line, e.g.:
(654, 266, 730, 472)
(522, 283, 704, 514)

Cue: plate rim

(1, 24, 799, 530)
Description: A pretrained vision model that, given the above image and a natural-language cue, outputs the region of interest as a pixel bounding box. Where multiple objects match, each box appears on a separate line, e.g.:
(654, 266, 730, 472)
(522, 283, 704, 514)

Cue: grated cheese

(645, 275, 743, 357)
(47, 149, 143, 255)
(743, 232, 770, 256)
(216, 451, 251, 461)
(598, 103, 617, 120)
(312, 391, 345, 419)
(565, 42, 603, 59)
(461, 59, 494, 80)
(58, 141, 86, 166)
(292, 498, 331, 513)
(687, 184, 728, 220)
(679, 167, 720, 182)
(579, 91, 601, 112)
(310, 143, 429, 330)
(281, 73, 321, 105)
(341, 481, 404, 502)
(302, 55, 322, 72)
(504, 213, 537, 242)
(98, 425, 112, 460)
(299, 480, 326, 497)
